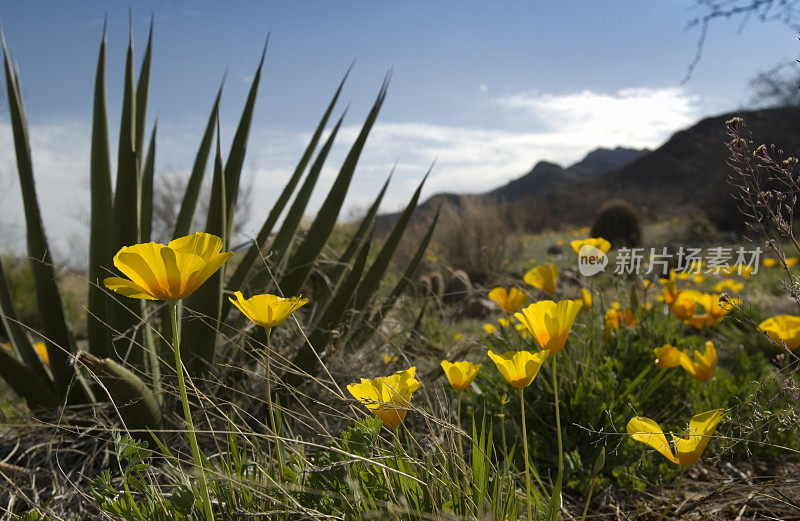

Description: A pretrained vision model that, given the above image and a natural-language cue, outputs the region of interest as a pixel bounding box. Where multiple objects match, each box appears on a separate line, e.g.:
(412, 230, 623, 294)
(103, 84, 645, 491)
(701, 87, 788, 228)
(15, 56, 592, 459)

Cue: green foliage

(0, 22, 432, 415)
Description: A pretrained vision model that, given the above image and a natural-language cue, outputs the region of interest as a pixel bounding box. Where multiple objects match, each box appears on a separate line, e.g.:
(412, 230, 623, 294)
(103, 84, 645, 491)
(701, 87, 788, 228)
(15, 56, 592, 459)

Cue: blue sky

(0, 1, 798, 257)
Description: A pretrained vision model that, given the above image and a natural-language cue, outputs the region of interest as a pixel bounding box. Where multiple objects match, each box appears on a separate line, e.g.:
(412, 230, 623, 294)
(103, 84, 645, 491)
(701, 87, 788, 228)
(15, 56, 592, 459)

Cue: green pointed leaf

(350, 206, 441, 347)
(181, 125, 226, 370)
(264, 111, 346, 277)
(108, 25, 142, 365)
(224, 69, 349, 308)
(0, 256, 52, 390)
(0, 347, 58, 409)
(87, 25, 114, 358)
(279, 79, 389, 297)
(140, 123, 156, 242)
(353, 168, 428, 310)
(2, 35, 76, 397)
(546, 469, 563, 521)
(173, 83, 222, 238)
(134, 17, 153, 156)
(223, 41, 266, 240)
(325, 170, 392, 298)
(287, 227, 373, 383)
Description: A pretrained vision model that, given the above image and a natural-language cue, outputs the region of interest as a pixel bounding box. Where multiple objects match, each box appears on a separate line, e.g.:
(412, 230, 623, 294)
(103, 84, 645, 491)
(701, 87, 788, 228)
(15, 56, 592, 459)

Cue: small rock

(444, 269, 472, 304)
(462, 297, 494, 319)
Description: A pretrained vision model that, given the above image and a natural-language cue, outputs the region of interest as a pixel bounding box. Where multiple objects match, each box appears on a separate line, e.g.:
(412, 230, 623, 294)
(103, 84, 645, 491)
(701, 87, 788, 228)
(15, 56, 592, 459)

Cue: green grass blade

(0, 256, 52, 390)
(134, 16, 153, 156)
(140, 123, 156, 242)
(353, 168, 428, 310)
(287, 227, 373, 384)
(1, 34, 76, 397)
(87, 24, 114, 358)
(279, 78, 389, 297)
(173, 82, 222, 238)
(223, 40, 266, 240)
(223, 69, 349, 307)
(546, 469, 563, 521)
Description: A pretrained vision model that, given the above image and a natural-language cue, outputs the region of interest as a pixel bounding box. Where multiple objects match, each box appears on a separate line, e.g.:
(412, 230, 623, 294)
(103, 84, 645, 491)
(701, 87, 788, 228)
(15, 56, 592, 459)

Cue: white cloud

(494, 86, 701, 147)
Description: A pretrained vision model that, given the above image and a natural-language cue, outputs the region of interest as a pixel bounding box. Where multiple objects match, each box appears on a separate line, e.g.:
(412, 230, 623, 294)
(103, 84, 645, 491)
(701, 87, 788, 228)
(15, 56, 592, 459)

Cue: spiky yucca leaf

(279, 79, 389, 297)
(223, 70, 349, 311)
(1, 34, 77, 398)
(87, 24, 114, 358)
(0, 256, 52, 393)
(353, 170, 429, 310)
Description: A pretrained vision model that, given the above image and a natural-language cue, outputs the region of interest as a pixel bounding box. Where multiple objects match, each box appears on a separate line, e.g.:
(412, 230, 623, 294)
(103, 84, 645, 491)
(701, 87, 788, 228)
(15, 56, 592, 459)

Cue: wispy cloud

(494, 86, 702, 147)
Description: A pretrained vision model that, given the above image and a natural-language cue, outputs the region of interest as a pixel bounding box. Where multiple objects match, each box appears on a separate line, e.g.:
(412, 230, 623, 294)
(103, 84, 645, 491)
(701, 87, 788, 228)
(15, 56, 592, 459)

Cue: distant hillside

(378, 107, 800, 235)
(376, 146, 648, 233)
(543, 107, 800, 231)
(488, 146, 649, 201)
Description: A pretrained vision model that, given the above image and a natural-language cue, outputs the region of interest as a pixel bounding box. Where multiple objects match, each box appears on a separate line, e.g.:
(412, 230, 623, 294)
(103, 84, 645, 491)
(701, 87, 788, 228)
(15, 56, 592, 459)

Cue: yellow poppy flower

(759, 315, 800, 351)
(627, 409, 725, 466)
(674, 292, 732, 330)
(787, 257, 799, 268)
(454, 333, 464, 341)
(654, 341, 717, 382)
(669, 289, 704, 321)
(762, 257, 778, 268)
(570, 237, 611, 255)
(515, 299, 583, 354)
(487, 350, 548, 389)
(713, 279, 743, 293)
(604, 302, 637, 339)
(347, 367, 421, 428)
(523, 262, 559, 296)
(498, 318, 510, 328)
(383, 354, 399, 364)
(659, 270, 680, 306)
(104, 232, 233, 301)
(2, 341, 50, 365)
(440, 360, 481, 391)
(33, 342, 49, 365)
(642, 279, 652, 289)
(580, 288, 592, 311)
(483, 323, 498, 335)
(488, 286, 528, 314)
(514, 322, 530, 338)
(229, 291, 309, 328)
(720, 264, 753, 278)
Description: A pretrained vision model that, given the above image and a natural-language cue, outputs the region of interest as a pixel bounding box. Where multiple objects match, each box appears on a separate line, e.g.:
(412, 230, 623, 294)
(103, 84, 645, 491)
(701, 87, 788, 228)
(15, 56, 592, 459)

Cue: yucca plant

(0, 21, 436, 428)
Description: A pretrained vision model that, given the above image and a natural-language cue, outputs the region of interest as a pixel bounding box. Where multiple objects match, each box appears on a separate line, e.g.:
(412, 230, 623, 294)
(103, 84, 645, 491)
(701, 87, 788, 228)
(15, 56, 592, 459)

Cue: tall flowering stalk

(104, 232, 233, 521)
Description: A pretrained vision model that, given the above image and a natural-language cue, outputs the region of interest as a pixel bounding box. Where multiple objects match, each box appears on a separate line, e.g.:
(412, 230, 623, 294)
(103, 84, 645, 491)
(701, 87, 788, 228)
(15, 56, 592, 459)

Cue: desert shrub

(590, 200, 642, 248)
(433, 199, 525, 285)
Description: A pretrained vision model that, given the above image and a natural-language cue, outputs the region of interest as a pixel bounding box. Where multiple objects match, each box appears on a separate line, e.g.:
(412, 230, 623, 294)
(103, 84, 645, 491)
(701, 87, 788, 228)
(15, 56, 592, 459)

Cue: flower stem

(170, 301, 213, 521)
(656, 469, 685, 521)
(264, 327, 284, 474)
(520, 388, 533, 521)
(552, 356, 563, 473)
(579, 474, 597, 521)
